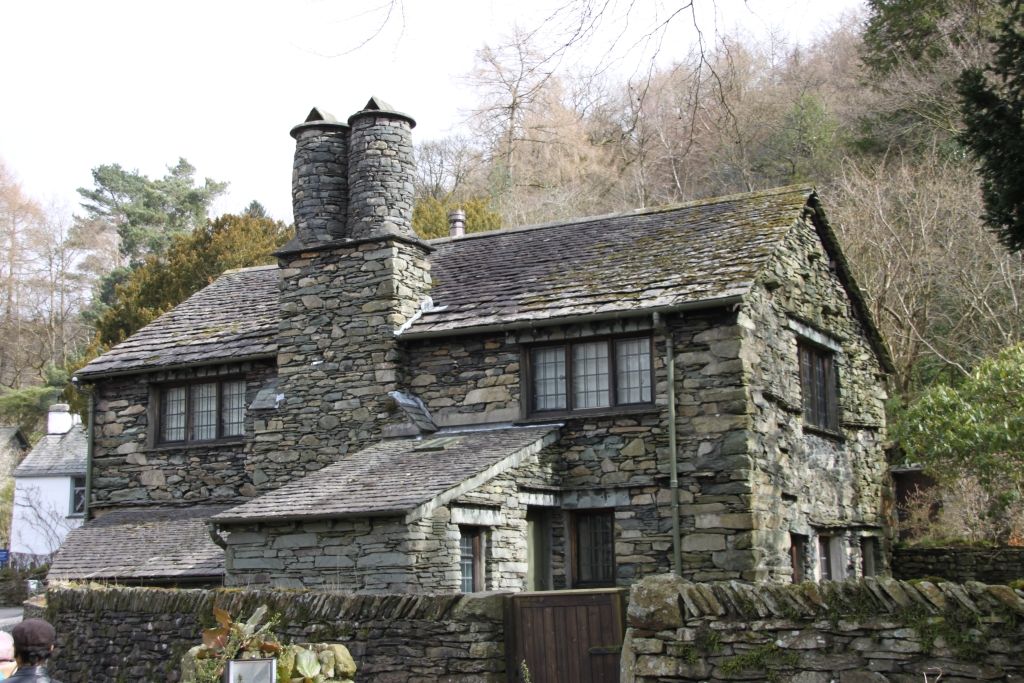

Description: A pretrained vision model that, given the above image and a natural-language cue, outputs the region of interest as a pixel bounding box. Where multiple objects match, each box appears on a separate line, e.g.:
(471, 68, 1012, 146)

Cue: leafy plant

(190, 605, 282, 683)
(295, 648, 322, 681)
(894, 343, 1024, 543)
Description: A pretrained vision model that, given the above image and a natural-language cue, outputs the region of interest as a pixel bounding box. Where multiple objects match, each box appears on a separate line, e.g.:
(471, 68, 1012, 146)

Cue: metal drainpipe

(83, 387, 95, 521)
(654, 312, 682, 576)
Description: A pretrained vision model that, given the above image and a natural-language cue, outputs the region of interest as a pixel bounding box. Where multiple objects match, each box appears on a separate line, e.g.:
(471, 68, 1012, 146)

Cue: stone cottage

(51, 97, 892, 593)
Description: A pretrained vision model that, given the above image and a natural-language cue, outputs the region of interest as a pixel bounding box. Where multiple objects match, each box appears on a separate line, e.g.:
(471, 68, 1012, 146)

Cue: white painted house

(11, 404, 87, 563)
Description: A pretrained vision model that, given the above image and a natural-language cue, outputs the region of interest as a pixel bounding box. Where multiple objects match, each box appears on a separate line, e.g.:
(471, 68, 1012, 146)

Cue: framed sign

(223, 659, 276, 683)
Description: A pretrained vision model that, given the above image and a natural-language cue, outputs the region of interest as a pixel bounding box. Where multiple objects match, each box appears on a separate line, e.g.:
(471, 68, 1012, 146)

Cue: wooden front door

(506, 589, 626, 683)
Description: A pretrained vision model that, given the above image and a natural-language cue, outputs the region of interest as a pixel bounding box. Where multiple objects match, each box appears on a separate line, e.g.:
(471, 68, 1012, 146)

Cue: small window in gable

(529, 336, 652, 415)
(799, 341, 839, 432)
(159, 379, 247, 444)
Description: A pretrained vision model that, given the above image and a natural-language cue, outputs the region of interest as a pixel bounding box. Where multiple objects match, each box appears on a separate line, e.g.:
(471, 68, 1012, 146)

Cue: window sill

(67, 513, 85, 519)
(147, 437, 246, 453)
(523, 404, 659, 423)
(802, 424, 844, 441)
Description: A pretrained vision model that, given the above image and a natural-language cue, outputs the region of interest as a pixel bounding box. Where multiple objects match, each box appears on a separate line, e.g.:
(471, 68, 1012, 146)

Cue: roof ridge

(221, 263, 278, 275)
(427, 184, 813, 245)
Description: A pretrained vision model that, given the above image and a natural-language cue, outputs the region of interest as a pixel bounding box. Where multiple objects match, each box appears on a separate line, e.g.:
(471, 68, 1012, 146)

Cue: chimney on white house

(448, 209, 466, 238)
(47, 404, 79, 435)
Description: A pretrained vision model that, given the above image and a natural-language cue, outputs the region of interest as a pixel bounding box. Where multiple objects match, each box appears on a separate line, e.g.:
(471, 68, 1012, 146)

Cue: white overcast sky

(0, 0, 864, 222)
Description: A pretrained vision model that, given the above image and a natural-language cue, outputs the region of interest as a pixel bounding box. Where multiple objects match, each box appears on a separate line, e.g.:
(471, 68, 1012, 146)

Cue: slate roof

(77, 186, 891, 376)
(75, 265, 279, 379)
(412, 186, 812, 335)
(48, 504, 228, 582)
(13, 425, 87, 477)
(213, 425, 558, 524)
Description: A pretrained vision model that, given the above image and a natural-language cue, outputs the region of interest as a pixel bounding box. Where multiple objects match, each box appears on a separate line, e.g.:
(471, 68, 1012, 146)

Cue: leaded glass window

(572, 341, 610, 409)
(615, 338, 652, 404)
(529, 336, 653, 414)
(459, 527, 484, 593)
(158, 380, 247, 444)
(71, 477, 86, 515)
(221, 380, 246, 436)
(190, 383, 218, 441)
(531, 347, 567, 411)
(161, 386, 187, 442)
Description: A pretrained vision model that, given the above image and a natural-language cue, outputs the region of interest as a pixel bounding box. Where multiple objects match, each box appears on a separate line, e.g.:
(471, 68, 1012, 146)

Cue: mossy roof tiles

(76, 187, 815, 378)
(213, 425, 557, 523)
(418, 186, 810, 334)
(75, 265, 279, 378)
(48, 504, 229, 582)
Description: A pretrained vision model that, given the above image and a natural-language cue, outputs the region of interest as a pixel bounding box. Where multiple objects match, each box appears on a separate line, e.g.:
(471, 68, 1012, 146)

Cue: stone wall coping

(627, 574, 1024, 631)
(47, 584, 506, 624)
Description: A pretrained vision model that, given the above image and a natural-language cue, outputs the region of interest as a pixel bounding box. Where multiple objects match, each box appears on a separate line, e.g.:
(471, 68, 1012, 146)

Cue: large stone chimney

(249, 97, 431, 491)
(290, 107, 350, 246)
(346, 97, 417, 240)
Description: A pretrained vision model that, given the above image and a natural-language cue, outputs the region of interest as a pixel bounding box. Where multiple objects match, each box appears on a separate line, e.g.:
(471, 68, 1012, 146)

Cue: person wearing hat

(6, 619, 62, 682)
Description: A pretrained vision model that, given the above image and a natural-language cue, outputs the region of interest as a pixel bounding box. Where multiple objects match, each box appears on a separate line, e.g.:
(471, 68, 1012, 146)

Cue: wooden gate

(505, 589, 627, 683)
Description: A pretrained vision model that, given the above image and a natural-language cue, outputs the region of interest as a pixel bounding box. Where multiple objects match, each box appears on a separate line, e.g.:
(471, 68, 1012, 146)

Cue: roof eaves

(14, 469, 85, 478)
(213, 508, 406, 526)
(73, 351, 277, 382)
(398, 296, 745, 340)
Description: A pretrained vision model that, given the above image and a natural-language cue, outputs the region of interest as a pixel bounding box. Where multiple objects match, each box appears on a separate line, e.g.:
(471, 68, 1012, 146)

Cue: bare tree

(829, 149, 1024, 393)
(10, 483, 75, 564)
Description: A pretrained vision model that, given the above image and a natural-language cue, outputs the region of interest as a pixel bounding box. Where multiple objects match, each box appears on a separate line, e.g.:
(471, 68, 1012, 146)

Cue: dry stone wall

(624, 574, 1024, 682)
(45, 585, 506, 683)
(894, 546, 1024, 585)
(90, 360, 276, 510)
(740, 213, 889, 581)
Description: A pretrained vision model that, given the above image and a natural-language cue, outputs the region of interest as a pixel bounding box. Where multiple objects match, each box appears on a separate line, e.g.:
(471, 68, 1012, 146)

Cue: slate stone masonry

(251, 238, 431, 490)
(623, 574, 1024, 682)
(89, 360, 276, 509)
(45, 585, 507, 683)
(741, 211, 890, 581)
(346, 106, 417, 240)
(291, 115, 350, 245)
(894, 546, 1024, 584)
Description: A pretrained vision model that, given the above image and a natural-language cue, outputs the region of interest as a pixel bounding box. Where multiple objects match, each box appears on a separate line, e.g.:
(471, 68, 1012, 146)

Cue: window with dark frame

(799, 341, 839, 431)
(459, 526, 485, 593)
(529, 336, 653, 415)
(71, 476, 86, 516)
(790, 533, 808, 583)
(574, 510, 616, 587)
(158, 380, 247, 444)
(817, 535, 833, 581)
